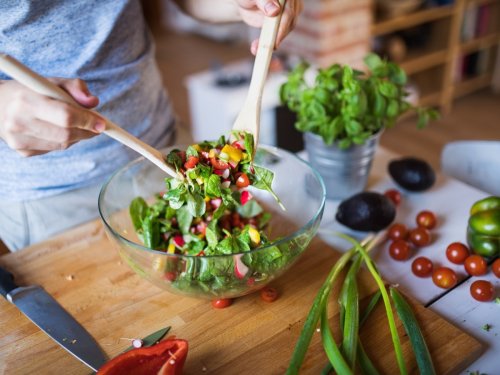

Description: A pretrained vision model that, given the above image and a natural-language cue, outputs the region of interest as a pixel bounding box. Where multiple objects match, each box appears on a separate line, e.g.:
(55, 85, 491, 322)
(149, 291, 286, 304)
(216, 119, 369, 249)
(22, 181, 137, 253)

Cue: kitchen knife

(0, 265, 108, 371)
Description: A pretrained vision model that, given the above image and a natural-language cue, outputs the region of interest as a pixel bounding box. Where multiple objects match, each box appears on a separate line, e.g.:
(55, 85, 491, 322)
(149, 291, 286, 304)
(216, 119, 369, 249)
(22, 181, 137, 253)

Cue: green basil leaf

(364, 53, 383, 71)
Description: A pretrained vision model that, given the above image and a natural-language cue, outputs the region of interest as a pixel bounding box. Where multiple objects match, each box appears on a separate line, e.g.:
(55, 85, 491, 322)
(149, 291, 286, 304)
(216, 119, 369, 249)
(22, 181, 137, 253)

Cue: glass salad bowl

(98, 145, 326, 299)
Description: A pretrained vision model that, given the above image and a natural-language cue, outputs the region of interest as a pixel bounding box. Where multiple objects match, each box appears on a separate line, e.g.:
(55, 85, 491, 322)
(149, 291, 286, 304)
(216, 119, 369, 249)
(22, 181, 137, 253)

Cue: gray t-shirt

(0, 0, 175, 201)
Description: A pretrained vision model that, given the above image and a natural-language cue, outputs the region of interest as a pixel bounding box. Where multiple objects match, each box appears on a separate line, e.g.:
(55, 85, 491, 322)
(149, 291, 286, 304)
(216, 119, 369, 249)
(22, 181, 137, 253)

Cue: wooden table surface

(0, 147, 496, 374)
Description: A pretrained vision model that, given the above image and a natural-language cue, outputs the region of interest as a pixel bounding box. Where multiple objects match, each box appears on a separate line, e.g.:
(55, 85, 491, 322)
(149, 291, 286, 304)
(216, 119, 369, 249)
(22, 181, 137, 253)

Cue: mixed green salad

(128, 132, 301, 296)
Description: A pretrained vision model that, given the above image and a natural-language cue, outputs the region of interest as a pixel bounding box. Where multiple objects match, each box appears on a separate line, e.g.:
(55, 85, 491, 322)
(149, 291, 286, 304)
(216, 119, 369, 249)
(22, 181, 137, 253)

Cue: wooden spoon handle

(246, 0, 286, 105)
(0, 54, 178, 178)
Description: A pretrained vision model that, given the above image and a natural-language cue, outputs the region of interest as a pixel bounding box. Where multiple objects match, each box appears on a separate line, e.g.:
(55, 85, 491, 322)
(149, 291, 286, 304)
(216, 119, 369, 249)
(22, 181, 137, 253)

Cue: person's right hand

(0, 78, 105, 157)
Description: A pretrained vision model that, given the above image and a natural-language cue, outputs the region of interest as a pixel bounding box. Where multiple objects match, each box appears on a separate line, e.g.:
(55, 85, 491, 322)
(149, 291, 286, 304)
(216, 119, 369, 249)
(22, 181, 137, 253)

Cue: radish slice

(234, 254, 249, 279)
(173, 235, 185, 248)
(240, 190, 252, 206)
(210, 198, 222, 209)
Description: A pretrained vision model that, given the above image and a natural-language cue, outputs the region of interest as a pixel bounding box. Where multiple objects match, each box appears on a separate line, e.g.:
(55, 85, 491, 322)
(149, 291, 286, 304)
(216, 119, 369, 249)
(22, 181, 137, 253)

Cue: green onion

(357, 340, 380, 375)
(286, 234, 379, 374)
(359, 290, 381, 327)
(340, 256, 362, 368)
(390, 288, 436, 375)
(321, 308, 353, 374)
(285, 247, 357, 375)
(338, 233, 408, 375)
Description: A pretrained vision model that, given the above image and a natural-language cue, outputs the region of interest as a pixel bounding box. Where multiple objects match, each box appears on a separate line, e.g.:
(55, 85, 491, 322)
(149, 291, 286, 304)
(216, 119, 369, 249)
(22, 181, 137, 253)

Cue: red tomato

(493, 258, 500, 278)
(210, 157, 229, 170)
(445, 242, 470, 265)
(411, 257, 433, 277)
(470, 280, 494, 302)
(384, 189, 401, 206)
(164, 271, 176, 282)
(432, 267, 458, 289)
(260, 286, 279, 302)
(464, 255, 488, 276)
(409, 227, 432, 247)
(388, 223, 409, 241)
(235, 173, 250, 188)
(184, 156, 199, 169)
(211, 298, 233, 309)
(389, 240, 412, 261)
(416, 210, 437, 229)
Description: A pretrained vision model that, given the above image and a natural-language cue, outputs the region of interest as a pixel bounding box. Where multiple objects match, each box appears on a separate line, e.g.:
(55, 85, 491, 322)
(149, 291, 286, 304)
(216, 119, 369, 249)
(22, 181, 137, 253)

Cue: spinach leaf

(130, 197, 148, 231)
(186, 191, 206, 217)
(206, 174, 222, 197)
(253, 165, 285, 209)
(237, 199, 263, 218)
(176, 205, 193, 235)
(142, 215, 161, 249)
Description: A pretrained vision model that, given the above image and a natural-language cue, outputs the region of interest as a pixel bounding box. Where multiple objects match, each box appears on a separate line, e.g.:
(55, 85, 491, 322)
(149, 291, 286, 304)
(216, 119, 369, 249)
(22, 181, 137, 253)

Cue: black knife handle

(0, 265, 18, 298)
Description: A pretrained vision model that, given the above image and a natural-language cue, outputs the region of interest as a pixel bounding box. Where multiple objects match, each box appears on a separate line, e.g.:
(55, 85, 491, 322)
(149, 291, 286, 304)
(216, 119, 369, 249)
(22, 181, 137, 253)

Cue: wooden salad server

(231, 0, 286, 154)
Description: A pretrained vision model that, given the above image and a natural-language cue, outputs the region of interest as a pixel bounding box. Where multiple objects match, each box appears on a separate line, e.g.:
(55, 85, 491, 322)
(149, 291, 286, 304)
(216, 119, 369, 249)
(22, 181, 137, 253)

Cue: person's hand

(235, 0, 303, 54)
(0, 78, 105, 157)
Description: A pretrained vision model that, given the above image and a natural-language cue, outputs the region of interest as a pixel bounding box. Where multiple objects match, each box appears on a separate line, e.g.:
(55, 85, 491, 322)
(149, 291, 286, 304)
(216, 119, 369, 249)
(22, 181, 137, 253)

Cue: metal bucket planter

(304, 131, 381, 200)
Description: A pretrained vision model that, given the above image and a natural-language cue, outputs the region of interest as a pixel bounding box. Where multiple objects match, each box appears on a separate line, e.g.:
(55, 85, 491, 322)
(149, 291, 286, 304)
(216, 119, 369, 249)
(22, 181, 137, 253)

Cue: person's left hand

(234, 0, 303, 54)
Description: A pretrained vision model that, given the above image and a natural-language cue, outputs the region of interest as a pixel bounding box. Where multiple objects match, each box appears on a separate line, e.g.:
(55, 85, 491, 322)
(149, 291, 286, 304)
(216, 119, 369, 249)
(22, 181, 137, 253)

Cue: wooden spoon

(0, 53, 180, 179)
(231, 0, 285, 153)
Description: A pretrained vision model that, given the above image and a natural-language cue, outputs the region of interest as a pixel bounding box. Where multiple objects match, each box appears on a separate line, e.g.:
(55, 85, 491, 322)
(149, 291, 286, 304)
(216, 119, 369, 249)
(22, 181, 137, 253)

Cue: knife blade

(0, 265, 108, 371)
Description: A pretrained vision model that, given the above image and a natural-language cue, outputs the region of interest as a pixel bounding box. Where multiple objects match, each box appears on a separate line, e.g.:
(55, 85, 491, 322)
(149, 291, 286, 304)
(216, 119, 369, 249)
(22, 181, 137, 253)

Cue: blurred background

(143, 0, 499, 172)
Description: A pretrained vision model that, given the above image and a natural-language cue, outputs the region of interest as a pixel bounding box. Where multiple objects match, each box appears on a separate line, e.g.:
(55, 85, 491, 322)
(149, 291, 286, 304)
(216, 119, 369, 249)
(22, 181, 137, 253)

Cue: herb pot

(304, 130, 381, 200)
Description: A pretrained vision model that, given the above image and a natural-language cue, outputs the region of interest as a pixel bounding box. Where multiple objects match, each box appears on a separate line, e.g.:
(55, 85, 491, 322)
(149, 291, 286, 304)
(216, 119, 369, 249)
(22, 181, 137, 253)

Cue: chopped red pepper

(97, 338, 188, 375)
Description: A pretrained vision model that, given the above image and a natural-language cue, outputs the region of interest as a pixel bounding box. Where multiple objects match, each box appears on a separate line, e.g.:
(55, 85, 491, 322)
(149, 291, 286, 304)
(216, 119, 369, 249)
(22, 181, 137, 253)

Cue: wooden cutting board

(0, 219, 483, 374)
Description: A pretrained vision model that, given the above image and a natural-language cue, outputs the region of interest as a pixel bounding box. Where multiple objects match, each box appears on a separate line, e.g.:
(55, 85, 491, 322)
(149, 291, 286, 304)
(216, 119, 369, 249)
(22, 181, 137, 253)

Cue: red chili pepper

(97, 338, 188, 375)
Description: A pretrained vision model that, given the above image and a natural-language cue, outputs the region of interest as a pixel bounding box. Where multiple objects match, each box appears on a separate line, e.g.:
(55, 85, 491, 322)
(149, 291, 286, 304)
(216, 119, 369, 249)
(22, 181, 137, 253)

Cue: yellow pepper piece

(221, 145, 243, 163)
(248, 227, 261, 246)
(192, 144, 201, 152)
(167, 243, 176, 254)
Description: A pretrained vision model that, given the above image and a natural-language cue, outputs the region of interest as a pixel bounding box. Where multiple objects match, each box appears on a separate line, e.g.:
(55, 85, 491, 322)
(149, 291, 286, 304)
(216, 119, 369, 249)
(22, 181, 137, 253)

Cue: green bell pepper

(467, 196, 500, 258)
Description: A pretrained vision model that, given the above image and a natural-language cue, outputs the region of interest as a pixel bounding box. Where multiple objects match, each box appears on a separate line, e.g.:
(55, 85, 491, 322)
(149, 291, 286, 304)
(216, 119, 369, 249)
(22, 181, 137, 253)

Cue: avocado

(388, 157, 435, 192)
(335, 191, 396, 231)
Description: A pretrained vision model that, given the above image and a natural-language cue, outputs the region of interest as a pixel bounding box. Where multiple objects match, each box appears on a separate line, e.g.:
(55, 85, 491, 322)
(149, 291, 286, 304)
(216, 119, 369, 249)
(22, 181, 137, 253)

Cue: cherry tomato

(163, 271, 176, 282)
(470, 280, 494, 302)
(388, 223, 409, 241)
(235, 173, 250, 188)
(493, 258, 500, 278)
(384, 189, 401, 206)
(416, 210, 437, 229)
(445, 242, 470, 265)
(210, 156, 229, 170)
(464, 255, 488, 276)
(260, 286, 279, 302)
(432, 267, 458, 289)
(211, 298, 233, 309)
(409, 227, 432, 247)
(184, 156, 199, 169)
(411, 257, 433, 277)
(389, 240, 412, 261)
